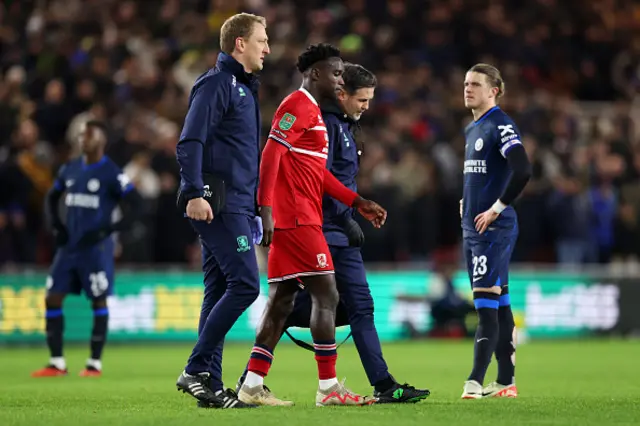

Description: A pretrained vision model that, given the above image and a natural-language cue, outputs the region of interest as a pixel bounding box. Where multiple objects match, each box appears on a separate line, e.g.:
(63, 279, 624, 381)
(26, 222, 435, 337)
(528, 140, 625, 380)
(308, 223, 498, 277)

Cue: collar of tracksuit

(320, 100, 364, 158)
(216, 52, 259, 90)
(320, 101, 356, 125)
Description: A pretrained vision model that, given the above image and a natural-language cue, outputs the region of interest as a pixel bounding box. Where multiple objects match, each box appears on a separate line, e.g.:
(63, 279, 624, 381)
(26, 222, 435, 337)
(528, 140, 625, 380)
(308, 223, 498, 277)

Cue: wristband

(491, 199, 507, 214)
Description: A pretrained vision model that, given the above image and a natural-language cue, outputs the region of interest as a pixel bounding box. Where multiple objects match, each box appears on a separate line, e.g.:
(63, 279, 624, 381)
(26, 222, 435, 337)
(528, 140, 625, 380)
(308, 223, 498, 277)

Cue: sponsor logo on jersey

(65, 193, 100, 209)
(501, 133, 519, 143)
(463, 159, 487, 174)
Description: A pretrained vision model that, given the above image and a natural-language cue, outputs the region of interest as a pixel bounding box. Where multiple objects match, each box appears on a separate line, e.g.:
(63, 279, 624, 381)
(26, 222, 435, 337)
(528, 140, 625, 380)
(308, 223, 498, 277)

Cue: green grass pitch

(1, 340, 639, 425)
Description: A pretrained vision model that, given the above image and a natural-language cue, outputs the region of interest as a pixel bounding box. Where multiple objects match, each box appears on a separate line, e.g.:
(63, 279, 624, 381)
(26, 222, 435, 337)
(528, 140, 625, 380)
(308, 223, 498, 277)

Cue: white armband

(491, 199, 507, 215)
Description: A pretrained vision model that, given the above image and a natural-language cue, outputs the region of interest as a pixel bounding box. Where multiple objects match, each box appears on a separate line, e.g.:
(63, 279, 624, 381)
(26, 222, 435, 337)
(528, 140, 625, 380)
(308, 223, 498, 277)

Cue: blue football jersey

(53, 156, 134, 251)
(462, 106, 521, 238)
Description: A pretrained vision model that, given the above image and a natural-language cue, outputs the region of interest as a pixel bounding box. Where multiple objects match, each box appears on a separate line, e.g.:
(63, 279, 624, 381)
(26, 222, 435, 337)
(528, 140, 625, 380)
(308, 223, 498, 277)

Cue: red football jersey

(264, 88, 329, 229)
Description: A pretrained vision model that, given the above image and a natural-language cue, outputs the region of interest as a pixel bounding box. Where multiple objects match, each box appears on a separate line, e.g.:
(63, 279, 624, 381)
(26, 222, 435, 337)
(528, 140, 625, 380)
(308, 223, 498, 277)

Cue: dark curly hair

(342, 63, 377, 95)
(296, 43, 341, 73)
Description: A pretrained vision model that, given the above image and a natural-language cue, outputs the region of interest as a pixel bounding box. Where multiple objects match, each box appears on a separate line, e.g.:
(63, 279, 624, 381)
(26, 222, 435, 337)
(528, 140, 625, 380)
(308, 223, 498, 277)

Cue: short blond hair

(220, 13, 267, 54)
(468, 63, 505, 99)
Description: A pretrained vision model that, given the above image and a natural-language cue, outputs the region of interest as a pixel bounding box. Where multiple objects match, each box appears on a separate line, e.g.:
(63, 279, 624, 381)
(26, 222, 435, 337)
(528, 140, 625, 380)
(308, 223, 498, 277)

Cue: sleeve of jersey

(111, 170, 135, 198)
(257, 139, 289, 207)
(52, 165, 67, 192)
(176, 78, 230, 200)
(499, 144, 532, 206)
(497, 122, 523, 158)
(267, 100, 309, 149)
(112, 188, 143, 232)
(323, 168, 358, 207)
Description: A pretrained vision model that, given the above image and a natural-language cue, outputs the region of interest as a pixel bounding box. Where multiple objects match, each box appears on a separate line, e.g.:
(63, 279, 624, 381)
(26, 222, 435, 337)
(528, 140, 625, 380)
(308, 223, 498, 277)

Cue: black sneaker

(196, 388, 258, 409)
(374, 382, 431, 403)
(176, 371, 218, 403)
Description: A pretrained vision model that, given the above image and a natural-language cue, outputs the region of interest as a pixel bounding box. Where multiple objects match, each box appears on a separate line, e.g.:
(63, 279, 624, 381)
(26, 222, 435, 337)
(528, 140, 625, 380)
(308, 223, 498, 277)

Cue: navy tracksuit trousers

(184, 214, 260, 391)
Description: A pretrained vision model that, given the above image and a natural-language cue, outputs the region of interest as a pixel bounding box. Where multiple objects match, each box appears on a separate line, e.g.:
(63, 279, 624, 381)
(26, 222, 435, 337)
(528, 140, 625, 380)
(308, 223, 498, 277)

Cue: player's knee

(272, 292, 296, 319)
(45, 293, 65, 309)
(305, 275, 339, 311)
(472, 285, 501, 295)
(316, 285, 339, 311)
(472, 292, 500, 326)
(92, 297, 108, 310)
(328, 285, 340, 308)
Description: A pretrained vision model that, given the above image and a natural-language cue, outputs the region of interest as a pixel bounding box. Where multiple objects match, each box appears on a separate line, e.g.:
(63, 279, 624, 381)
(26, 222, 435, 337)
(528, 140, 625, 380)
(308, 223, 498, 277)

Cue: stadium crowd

(1, 0, 640, 269)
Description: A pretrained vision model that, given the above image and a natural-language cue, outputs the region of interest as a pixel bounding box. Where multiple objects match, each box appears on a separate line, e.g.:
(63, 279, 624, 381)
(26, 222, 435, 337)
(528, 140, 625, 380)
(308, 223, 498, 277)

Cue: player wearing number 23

(460, 64, 531, 399)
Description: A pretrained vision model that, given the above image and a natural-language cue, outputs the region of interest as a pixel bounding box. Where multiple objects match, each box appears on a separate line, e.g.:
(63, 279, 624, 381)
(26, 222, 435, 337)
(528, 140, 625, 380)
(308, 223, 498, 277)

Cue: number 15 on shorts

(90, 271, 109, 297)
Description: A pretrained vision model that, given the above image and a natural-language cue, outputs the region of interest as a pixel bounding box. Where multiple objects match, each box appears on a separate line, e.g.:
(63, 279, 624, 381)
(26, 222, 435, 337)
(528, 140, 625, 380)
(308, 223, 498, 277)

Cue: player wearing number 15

(32, 121, 142, 378)
(460, 64, 531, 399)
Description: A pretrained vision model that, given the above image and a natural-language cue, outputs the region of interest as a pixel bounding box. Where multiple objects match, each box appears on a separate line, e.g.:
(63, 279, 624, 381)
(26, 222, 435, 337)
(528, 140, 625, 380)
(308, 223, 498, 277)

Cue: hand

(344, 216, 365, 247)
(53, 227, 68, 247)
(474, 209, 499, 234)
(251, 215, 264, 245)
(260, 206, 274, 247)
(459, 199, 463, 219)
(353, 197, 387, 228)
(78, 227, 112, 247)
(186, 197, 213, 223)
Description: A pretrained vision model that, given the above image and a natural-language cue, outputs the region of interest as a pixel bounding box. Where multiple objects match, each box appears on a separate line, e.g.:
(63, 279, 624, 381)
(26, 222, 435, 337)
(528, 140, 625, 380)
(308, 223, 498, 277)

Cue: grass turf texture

(1, 340, 639, 426)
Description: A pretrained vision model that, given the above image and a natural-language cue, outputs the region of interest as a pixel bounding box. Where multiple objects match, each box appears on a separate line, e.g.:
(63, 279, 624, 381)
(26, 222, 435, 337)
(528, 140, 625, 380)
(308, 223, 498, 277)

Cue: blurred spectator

(124, 150, 160, 200)
(0, 119, 54, 263)
(1, 0, 640, 268)
(427, 249, 474, 339)
(547, 170, 595, 265)
(33, 79, 74, 147)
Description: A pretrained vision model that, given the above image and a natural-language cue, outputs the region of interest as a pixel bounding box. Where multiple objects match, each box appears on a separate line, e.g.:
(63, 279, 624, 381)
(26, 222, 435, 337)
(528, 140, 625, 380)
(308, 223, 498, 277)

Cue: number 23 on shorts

(465, 236, 513, 289)
(472, 255, 488, 281)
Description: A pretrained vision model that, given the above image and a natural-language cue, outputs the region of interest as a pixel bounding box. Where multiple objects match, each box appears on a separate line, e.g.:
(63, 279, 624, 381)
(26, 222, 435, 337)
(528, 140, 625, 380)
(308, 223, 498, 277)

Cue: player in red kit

(237, 44, 387, 407)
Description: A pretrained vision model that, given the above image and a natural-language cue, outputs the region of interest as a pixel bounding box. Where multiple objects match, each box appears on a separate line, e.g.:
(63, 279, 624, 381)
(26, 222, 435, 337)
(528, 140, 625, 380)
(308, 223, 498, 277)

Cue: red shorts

(267, 225, 334, 283)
